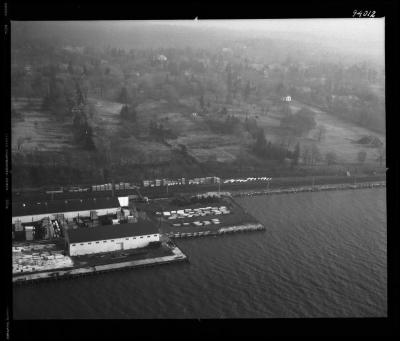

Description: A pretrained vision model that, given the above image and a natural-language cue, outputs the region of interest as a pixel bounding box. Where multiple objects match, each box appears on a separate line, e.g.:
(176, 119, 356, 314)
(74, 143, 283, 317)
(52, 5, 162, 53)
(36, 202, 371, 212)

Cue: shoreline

(12, 175, 386, 202)
(12, 181, 384, 285)
(231, 181, 386, 198)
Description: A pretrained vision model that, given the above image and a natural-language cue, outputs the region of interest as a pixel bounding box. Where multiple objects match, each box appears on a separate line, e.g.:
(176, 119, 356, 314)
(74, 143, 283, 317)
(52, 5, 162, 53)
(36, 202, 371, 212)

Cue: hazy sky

(14, 19, 384, 62)
(144, 18, 385, 59)
(152, 18, 384, 44)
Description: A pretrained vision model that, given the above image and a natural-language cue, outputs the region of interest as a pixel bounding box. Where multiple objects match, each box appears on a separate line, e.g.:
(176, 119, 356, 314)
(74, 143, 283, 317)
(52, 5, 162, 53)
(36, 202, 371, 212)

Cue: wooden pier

(166, 223, 265, 239)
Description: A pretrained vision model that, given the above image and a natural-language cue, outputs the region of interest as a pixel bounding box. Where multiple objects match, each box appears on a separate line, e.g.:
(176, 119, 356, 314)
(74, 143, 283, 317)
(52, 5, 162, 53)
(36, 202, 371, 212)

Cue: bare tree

(17, 137, 24, 151)
(325, 151, 338, 165)
(301, 145, 312, 165)
(17, 137, 29, 151)
(310, 143, 321, 165)
(283, 134, 296, 149)
(376, 147, 385, 167)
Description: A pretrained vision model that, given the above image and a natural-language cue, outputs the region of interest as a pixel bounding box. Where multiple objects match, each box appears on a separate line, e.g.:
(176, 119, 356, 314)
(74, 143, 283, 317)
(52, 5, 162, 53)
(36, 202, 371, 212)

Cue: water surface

(13, 188, 387, 318)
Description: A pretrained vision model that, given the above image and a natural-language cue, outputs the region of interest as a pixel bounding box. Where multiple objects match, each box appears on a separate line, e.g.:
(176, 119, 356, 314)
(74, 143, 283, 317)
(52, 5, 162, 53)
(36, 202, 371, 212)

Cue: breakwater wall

(232, 181, 386, 198)
(166, 223, 265, 239)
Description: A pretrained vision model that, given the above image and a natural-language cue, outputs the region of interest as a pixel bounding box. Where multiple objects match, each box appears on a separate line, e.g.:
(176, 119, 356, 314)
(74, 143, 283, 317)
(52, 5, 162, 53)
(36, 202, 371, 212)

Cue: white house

(157, 54, 167, 62)
(12, 197, 121, 224)
(65, 222, 160, 256)
(281, 96, 292, 102)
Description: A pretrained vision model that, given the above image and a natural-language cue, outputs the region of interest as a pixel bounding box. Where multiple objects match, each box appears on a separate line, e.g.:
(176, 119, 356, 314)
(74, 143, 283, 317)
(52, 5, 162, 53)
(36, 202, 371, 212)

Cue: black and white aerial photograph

(7, 4, 394, 331)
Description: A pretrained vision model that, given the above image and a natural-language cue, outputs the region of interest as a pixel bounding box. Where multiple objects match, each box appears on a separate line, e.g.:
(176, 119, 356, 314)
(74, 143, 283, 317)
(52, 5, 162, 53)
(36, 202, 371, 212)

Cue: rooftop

(12, 197, 120, 217)
(67, 221, 159, 243)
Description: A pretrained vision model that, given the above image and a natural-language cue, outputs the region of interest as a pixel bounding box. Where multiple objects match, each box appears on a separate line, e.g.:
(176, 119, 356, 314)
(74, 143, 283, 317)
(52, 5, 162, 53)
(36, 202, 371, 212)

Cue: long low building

(65, 222, 160, 256)
(12, 197, 121, 224)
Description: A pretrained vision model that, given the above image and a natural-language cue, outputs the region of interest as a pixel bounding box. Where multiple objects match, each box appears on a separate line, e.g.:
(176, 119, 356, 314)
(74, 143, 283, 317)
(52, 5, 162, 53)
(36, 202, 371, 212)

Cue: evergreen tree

(68, 61, 74, 74)
(293, 142, 300, 165)
(120, 104, 137, 121)
(76, 83, 86, 106)
(244, 80, 251, 100)
(118, 86, 129, 104)
(357, 150, 367, 164)
(199, 94, 204, 110)
(226, 64, 232, 92)
(120, 104, 129, 118)
(254, 128, 267, 155)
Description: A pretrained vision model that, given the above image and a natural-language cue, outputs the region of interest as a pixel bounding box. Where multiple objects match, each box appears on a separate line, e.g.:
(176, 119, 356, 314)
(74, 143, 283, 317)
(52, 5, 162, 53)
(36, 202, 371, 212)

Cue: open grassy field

(91, 97, 249, 164)
(289, 100, 386, 163)
(220, 97, 385, 165)
(90, 98, 123, 136)
(89, 97, 174, 164)
(170, 130, 247, 163)
(11, 97, 76, 152)
(11, 93, 385, 190)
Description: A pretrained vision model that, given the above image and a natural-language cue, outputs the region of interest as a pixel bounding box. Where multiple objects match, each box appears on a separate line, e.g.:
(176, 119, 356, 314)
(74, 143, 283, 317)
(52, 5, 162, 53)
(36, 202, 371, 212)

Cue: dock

(165, 223, 265, 239)
(13, 242, 188, 285)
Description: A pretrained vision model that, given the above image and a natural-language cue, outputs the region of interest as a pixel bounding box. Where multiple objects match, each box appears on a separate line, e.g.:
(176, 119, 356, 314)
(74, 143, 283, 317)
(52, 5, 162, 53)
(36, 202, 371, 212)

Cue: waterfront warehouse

(12, 197, 121, 224)
(65, 222, 160, 256)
